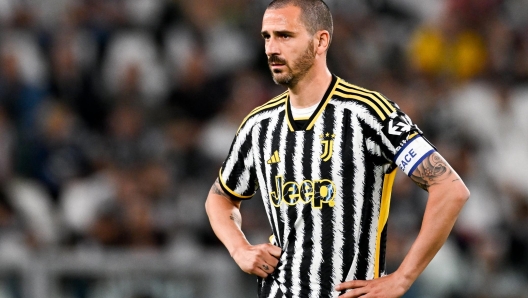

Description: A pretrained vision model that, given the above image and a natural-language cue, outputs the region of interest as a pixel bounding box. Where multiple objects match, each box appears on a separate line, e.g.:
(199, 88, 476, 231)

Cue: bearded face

(268, 39, 316, 87)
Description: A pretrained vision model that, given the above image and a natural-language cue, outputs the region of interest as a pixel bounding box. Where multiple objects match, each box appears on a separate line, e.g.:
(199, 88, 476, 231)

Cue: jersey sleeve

(218, 128, 259, 200)
(380, 108, 436, 176)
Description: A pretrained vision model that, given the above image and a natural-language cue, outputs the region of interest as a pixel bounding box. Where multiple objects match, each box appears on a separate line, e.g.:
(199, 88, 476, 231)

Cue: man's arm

(336, 152, 470, 297)
(205, 178, 281, 278)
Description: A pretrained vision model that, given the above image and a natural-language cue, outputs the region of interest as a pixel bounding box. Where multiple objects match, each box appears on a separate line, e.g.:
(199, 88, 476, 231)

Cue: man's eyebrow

(261, 30, 296, 36)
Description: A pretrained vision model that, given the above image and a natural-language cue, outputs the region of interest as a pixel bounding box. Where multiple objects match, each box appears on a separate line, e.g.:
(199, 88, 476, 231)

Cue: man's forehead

(262, 5, 303, 31)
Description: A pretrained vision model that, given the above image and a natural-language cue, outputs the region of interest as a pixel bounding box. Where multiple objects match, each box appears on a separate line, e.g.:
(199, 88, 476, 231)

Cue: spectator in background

(47, 29, 107, 132)
(0, 35, 47, 177)
(31, 101, 94, 201)
(105, 103, 165, 168)
(408, 0, 489, 81)
(198, 70, 269, 164)
(102, 31, 169, 109)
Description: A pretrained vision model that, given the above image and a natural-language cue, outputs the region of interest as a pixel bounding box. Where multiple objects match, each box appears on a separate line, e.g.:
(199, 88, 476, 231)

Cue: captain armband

(394, 135, 436, 176)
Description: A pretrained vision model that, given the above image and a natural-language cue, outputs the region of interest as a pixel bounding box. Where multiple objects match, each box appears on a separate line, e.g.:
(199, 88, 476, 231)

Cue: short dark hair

(267, 0, 333, 40)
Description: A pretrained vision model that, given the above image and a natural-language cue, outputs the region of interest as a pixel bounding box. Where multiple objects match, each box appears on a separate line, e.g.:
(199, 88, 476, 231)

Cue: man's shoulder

(331, 77, 397, 121)
(252, 90, 289, 115)
(236, 90, 288, 134)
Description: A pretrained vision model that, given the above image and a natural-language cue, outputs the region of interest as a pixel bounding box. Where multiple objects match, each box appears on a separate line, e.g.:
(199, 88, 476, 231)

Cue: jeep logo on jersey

(319, 132, 335, 162)
(269, 175, 336, 208)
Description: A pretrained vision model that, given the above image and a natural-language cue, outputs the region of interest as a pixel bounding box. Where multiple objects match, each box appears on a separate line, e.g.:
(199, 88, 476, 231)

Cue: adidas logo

(267, 150, 280, 164)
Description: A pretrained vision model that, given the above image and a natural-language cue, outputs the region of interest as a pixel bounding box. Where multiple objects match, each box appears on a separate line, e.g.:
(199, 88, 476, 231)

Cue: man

(205, 0, 470, 297)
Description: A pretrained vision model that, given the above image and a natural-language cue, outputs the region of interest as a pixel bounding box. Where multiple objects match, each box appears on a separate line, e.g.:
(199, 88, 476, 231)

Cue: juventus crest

(319, 132, 335, 162)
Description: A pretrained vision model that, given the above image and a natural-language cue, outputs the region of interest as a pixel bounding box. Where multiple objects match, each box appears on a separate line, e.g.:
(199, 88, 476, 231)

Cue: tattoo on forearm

(230, 212, 242, 226)
(410, 152, 452, 191)
(211, 178, 230, 198)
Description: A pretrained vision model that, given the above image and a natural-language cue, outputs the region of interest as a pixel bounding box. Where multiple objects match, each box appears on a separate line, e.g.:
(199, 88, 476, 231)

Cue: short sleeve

(380, 109, 436, 176)
(218, 129, 259, 200)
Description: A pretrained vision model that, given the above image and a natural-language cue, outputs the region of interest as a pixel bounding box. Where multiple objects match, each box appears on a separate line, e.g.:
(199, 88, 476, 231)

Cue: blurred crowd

(0, 0, 527, 297)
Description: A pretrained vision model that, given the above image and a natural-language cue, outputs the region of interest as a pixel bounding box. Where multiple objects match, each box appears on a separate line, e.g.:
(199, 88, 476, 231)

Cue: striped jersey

(218, 75, 435, 298)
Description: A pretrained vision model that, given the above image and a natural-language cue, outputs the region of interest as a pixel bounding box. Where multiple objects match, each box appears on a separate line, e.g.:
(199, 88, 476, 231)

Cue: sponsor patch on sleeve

(394, 135, 435, 176)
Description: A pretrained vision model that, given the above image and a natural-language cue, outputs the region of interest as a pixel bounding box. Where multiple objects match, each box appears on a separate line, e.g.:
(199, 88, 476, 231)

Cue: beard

(268, 40, 316, 87)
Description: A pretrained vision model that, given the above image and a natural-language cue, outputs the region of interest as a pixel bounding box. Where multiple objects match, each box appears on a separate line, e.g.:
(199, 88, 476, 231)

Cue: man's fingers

(261, 263, 274, 273)
(335, 280, 368, 291)
(338, 287, 368, 298)
(257, 244, 281, 268)
(234, 243, 282, 278)
(266, 244, 282, 259)
(262, 253, 279, 268)
(253, 267, 268, 279)
(335, 280, 370, 298)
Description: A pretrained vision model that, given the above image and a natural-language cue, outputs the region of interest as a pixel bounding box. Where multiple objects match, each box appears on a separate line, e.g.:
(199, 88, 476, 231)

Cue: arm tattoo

(410, 152, 452, 191)
(230, 212, 242, 226)
(211, 178, 230, 198)
(210, 179, 242, 226)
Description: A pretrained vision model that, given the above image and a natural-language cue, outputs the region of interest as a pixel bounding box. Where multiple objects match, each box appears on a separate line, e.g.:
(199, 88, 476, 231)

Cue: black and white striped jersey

(218, 75, 435, 298)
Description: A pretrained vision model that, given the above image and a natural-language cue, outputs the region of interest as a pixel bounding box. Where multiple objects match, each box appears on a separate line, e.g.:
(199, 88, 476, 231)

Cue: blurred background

(0, 0, 527, 297)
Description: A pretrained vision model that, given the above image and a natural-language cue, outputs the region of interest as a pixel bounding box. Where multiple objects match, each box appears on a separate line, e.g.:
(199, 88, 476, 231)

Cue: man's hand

(335, 273, 410, 298)
(231, 243, 282, 278)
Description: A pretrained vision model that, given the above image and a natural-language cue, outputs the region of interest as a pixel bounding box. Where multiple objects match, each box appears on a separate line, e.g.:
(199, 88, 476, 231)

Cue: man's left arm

(336, 152, 470, 298)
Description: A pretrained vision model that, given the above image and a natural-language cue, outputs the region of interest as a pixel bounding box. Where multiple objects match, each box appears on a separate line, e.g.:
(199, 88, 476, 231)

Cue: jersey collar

(285, 74, 340, 131)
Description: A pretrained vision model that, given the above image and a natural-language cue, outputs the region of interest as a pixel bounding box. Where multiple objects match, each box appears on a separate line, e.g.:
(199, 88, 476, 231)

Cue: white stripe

(223, 109, 281, 193)
(291, 132, 305, 298)
(253, 123, 275, 234)
(263, 112, 282, 245)
(365, 138, 382, 157)
(330, 104, 346, 290)
(233, 146, 254, 195)
(345, 112, 366, 281)
(366, 166, 383, 279)
(277, 120, 289, 288)
(268, 280, 279, 298)
(308, 113, 325, 297)
(332, 100, 395, 154)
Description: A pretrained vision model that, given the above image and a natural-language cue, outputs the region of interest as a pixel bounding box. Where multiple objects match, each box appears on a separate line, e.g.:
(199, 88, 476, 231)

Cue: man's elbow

(205, 194, 214, 217)
(454, 182, 470, 204)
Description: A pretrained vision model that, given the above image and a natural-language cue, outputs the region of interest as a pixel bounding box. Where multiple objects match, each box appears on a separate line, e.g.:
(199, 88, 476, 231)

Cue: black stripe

(354, 167, 375, 279)
(319, 105, 336, 294)
(340, 109, 355, 283)
(298, 129, 314, 298)
(282, 120, 299, 294)
(379, 221, 388, 276)
(355, 126, 378, 280)
(258, 118, 282, 247)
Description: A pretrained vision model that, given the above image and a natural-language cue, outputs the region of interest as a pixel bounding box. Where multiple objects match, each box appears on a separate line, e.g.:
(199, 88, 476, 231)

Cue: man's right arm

(205, 178, 281, 278)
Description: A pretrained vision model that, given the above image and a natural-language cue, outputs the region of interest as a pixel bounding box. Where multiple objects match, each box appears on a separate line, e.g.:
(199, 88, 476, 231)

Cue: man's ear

(315, 30, 330, 54)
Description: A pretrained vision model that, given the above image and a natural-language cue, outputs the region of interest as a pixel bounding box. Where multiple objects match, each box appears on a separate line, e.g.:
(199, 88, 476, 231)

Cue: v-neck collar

(285, 75, 339, 131)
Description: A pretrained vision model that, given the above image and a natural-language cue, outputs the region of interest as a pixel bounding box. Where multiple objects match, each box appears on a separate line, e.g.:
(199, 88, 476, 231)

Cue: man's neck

(288, 68, 333, 109)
